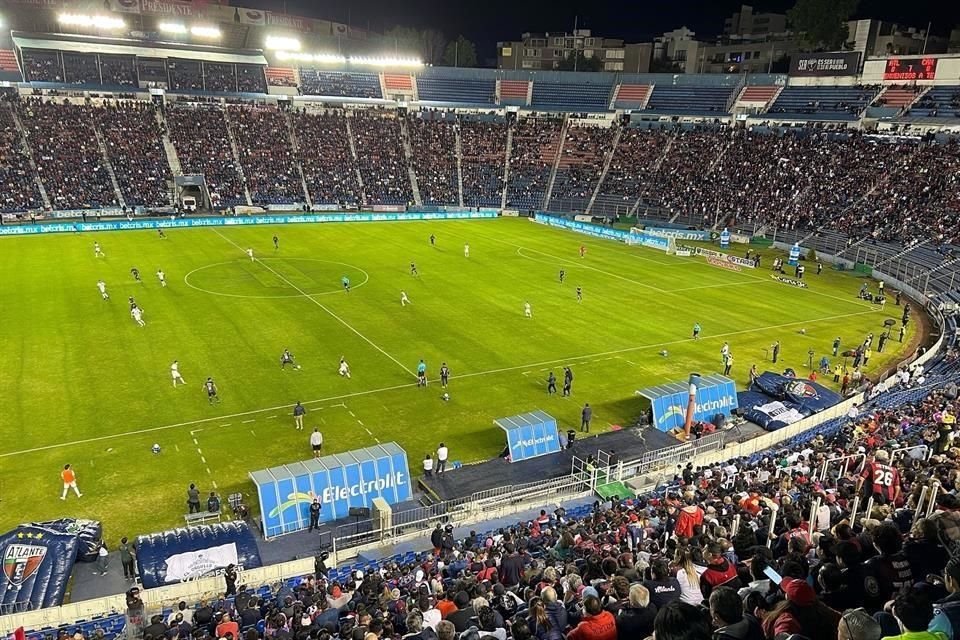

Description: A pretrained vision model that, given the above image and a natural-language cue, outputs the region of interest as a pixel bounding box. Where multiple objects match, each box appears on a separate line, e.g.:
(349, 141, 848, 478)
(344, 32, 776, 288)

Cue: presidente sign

(0, 210, 499, 237)
(637, 374, 739, 432)
(250, 443, 411, 537)
(535, 213, 672, 252)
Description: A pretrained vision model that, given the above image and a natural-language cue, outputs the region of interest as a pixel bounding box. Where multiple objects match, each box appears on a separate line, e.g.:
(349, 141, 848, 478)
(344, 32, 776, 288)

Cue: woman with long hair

(674, 547, 707, 606)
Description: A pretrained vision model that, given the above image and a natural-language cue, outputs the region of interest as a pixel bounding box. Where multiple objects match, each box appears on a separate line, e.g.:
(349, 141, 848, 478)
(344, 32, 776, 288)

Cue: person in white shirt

(246, 248, 254, 262)
(309, 429, 323, 458)
(131, 306, 145, 327)
(157, 269, 166, 287)
(96, 280, 109, 300)
(423, 454, 434, 476)
(524, 302, 532, 318)
(436, 443, 448, 474)
(94, 242, 104, 258)
(464, 243, 470, 258)
(401, 291, 411, 306)
(171, 361, 186, 386)
(338, 357, 351, 378)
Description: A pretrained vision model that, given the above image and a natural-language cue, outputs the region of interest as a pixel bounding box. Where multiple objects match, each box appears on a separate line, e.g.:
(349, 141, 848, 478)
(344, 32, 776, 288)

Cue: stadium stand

(874, 85, 922, 109)
(548, 124, 617, 210)
(735, 85, 781, 109)
(17, 100, 118, 210)
(167, 59, 204, 93)
(291, 110, 362, 206)
(505, 115, 563, 210)
(0, 100, 43, 214)
(499, 80, 530, 106)
(416, 75, 496, 106)
(0, 49, 19, 73)
(909, 86, 960, 119)
(459, 117, 508, 207)
(646, 85, 734, 114)
(21, 48, 62, 82)
(265, 67, 298, 88)
(591, 126, 669, 213)
(768, 85, 880, 120)
(531, 81, 613, 112)
(99, 54, 137, 87)
(203, 63, 239, 93)
(165, 104, 247, 207)
(228, 106, 303, 205)
(406, 113, 460, 206)
(383, 74, 413, 93)
(92, 102, 172, 208)
(299, 70, 382, 99)
(612, 84, 652, 110)
(62, 53, 100, 85)
(237, 64, 268, 93)
(350, 110, 413, 206)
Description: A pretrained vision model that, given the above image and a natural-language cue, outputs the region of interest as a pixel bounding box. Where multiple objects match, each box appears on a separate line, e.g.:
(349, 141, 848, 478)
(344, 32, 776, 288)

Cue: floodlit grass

(0, 218, 913, 542)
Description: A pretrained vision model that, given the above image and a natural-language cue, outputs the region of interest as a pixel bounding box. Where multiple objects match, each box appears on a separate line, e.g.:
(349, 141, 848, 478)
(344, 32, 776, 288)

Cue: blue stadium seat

(645, 86, 734, 115)
(768, 86, 879, 120)
(417, 77, 495, 106)
(531, 82, 612, 112)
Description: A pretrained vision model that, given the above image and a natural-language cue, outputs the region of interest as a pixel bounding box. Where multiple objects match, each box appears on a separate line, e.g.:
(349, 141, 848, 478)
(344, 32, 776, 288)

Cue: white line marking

(211, 228, 416, 378)
(174, 444, 180, 452)
(0, 308, 876, 458)
(205, 467, 211, 474)
(250, 430, 256, 436)
(182, 258, 370, 299)
(220, 423, 231, 427)
(241, 419, 255, 424)
(212, 480, 218, 489)
(200, 456, 206, 464)
(516, 247, 666, 293)
(267, 415, 278, 419)
(357, 420, 364, 426)
(348, 410, 356, 418)
(196, 448, 202, 455)
(331, 402, 347, 409)
(192, 438, 198, 445)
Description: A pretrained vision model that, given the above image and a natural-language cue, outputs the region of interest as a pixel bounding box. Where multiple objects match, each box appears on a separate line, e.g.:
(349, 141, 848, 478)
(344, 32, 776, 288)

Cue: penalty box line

(0, 307, 876, 459)
(210, 228, 417, 379)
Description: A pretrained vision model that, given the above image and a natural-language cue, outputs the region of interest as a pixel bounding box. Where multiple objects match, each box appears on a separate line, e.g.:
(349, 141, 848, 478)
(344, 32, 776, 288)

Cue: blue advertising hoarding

(494, 411, 561, 463)
(637, 373, 739, 432)
(534, 213, 671, 252)
(0, 210, 499, 237)
(249, 442, 411, 537)
(646, 226, 712, 241)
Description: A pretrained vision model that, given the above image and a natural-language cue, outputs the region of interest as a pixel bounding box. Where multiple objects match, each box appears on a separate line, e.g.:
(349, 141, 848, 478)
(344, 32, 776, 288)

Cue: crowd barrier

(0, 210, 500, 237)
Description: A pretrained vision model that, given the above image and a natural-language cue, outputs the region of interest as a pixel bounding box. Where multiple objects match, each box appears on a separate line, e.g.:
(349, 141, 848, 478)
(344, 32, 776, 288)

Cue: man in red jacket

(674, 499, 705, 539)
(700, 543, 742, 601)
(567, 596, 617, 640)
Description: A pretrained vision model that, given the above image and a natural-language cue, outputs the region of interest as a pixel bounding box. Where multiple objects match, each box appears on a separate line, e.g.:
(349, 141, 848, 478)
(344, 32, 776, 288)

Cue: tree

(442, 36, 478, 68)
(556, 50, 603, 72)
(382, 26, 447, 65)
(787, 0, 859, 50)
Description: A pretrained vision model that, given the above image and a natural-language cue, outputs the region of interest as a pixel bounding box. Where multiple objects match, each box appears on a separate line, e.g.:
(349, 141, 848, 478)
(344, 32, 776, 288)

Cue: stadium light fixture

(350, 55, 423, 68)
(58, 13, 126, 30)
(265, 35, 301, 51)
(275, 51, 347, 64)
(158, 22, 188, 34)
(190, 25, 221, 39)
(274, 51, 422, 68)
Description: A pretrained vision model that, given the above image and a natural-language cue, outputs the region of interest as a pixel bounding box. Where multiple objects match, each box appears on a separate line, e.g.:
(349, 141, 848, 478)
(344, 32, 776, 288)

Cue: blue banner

(250, 443, 411, 537)
(535, 213, 671, 252)
(637, 374, 739, 432)
(646, 226, 712, 241)
(0, 210, 499, 237)
(495, 411, 561, 463)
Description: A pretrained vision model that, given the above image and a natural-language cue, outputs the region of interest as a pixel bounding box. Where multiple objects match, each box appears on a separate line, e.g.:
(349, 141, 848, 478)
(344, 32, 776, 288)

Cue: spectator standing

(224, 563, 238, 597)
(119, 537, 136, 580)
(308, 498, 321, 532)
(581, 404, 593, 433)
(187, 483, 201, 513)
(436, 443, 448, 474)
(423, 454, 434, 476)
(97, 541, 109, 575)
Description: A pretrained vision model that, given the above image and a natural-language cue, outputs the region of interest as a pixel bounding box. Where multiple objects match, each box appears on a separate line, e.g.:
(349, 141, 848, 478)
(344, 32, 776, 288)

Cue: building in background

(497, 30, 651, 73)
(847, 19, 949, 57)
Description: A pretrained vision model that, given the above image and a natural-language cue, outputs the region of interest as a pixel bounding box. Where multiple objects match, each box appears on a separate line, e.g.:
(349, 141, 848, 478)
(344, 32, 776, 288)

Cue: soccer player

(157, 269, 166, 287)
(464, 243, 470, 258)
(280, 349, 296, 369)
(94, 242, 104, 258)
(171, 360, 186, 387)
(410, 262, 419, 277)
(338, 356, 351, 378)
(440, 362, 450, 388)
(293, 401, 306, 430)
(341, 275, 351, 292)
(576, 286, 582, 303)
(559, 269, 565, 284)
(562, 367, 573, 397)
(128, 296, 138, 311)
(96, 280, 109, 300)
(60, 464, 82, 500)
(547, 371, 557, 395)
(579, 245, 585, 258)
(417, 359, 427, 387)
(157, 228, 166, 239)
(401, 291, 411, 306)
(204, 377, 220, 404)
(430, 234, 436, 246)
(131, 267, 141, 283)
(720, 342, 730, 360)
(524, 301, 532, 318)
(247, 248, 255, 262)
(273, 235, 279, 251)
(692, 323, 701, 339)
(856, 449, 900, 505)
(131, 305, 145, 327)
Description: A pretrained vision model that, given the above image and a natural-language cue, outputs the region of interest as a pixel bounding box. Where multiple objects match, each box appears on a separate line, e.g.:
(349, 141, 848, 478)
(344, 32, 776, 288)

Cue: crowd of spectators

(237, 65, 268, 94)
(62, 53, 100, 85)
(92, 101, 172, 208)
(292, 110, 362, 206)
(549, 125, 617, 209)
(595, 127, 670, 209)
(166, 104, 247, 207)
(460, 118, 508, 208)
(907, 89, 960, 119)
(506, 116, 564, 210)
(168, 60, 204, 93)
(0, 98, 43, 214)
(204, 64, 239, 94)
(228, 106, 303, 205)
(300, 70, 382, 99)
(22, 49, 62, 83)
(350, 110, 413, 206)
(17, 99, 118, 210)
(127, 366, 960, 640)
(100, 55, 138, 87)
(407, 114, 460, 206)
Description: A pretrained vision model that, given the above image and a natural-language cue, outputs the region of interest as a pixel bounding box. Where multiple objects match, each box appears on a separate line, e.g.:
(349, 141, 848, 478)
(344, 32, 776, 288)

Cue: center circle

(183, 258, 370, 299)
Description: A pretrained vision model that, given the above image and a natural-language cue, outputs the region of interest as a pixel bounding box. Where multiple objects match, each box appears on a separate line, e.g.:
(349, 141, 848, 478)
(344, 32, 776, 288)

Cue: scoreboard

(883, 57, 938, 81)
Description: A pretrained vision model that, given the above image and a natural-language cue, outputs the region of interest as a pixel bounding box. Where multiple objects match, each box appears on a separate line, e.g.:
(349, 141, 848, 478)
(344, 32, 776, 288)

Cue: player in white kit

(338, 357, 351, 378)
(464, 243, 470, 258)
(94, 242, 104, 258)
(246, 248, 254, 262)
(157, 269, 166, 287)
(131, 306, 145, 327)
(96, 280, 109, 300)
(401, 291, 411, 306)
(171, 360, 186, 386)
(524, 302, 532, 318)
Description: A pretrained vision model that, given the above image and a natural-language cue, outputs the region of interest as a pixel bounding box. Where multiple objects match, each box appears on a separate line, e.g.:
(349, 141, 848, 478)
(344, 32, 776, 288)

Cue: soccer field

(0, 217, 913, 541)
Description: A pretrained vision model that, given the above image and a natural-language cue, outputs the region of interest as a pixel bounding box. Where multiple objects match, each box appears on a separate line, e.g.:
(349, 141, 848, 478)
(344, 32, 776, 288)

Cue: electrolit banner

(495, 411, 561, 463)
(720, 228, 731, 249)
(788, 242, 801, 266)
(249, 443, 411, 537)
(637, 374, 739, 432)
(0, 210, 498, 237)
(535, 213, 671, 252)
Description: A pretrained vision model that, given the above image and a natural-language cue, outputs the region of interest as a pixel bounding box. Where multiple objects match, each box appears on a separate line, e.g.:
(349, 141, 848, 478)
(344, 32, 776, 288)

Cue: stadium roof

(11, 32, 268, 66)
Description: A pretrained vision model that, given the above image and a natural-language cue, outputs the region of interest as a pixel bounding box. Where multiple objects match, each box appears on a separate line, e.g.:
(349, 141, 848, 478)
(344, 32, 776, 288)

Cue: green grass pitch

(0, 218, 913, 542)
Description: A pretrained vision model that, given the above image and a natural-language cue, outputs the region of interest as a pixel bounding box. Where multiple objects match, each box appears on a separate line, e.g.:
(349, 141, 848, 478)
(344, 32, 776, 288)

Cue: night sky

(249, 0, 959, 55)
